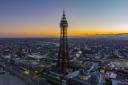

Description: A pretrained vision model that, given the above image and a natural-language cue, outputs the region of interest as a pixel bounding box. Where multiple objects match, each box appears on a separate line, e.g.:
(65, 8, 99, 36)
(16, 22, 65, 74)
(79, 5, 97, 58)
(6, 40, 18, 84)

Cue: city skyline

(1, 0, 128, 37)
(0, 1, 128, 84)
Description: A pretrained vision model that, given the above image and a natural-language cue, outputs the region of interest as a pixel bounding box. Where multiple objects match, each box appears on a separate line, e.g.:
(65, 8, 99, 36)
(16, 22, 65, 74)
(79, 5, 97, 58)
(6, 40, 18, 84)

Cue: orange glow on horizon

(0, 26, 128, 37)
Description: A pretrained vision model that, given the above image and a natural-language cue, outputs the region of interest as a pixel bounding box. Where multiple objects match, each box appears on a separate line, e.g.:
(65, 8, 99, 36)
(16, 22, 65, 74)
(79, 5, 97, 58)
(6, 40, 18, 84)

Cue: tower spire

(63, 10, 65, 16)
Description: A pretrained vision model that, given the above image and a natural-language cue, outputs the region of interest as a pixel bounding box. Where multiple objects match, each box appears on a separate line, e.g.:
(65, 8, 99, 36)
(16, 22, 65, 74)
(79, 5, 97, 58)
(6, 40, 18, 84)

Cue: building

(58, 11, 69, 74)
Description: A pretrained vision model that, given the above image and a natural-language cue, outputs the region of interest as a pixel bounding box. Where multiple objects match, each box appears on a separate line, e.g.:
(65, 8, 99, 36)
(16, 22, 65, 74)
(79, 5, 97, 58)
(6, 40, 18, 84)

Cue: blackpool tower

(58, 11, 69, 74)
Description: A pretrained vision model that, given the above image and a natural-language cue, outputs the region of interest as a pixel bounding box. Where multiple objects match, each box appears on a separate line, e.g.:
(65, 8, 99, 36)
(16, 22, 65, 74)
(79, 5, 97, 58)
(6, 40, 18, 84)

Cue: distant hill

(93, 33, 128, 40)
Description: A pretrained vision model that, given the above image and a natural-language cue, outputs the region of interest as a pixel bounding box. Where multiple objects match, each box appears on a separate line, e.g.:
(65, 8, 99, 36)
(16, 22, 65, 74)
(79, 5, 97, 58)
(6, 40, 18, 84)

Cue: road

(0, 72, 28, 85)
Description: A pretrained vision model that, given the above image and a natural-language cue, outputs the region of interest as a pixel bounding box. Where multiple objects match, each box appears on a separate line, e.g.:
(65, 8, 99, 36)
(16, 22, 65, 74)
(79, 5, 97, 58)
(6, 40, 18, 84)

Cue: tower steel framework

(58, 11, 69, 74)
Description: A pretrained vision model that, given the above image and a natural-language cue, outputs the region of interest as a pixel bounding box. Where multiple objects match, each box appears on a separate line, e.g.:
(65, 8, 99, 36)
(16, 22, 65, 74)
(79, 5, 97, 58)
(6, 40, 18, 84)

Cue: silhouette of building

(58, 11, 69, 74)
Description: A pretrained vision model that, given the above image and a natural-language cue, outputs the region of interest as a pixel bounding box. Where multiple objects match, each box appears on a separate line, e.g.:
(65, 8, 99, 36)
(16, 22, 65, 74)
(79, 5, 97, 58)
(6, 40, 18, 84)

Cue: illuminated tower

(58, 11, 69, 74)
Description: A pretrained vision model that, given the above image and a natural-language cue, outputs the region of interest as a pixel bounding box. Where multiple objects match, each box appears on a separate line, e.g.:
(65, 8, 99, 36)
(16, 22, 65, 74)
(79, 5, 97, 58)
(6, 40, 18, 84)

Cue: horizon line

(0, 32, 128, 38)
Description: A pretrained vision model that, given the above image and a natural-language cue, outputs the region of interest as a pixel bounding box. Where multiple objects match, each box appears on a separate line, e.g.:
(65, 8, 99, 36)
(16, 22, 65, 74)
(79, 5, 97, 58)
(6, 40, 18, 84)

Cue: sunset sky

(0, 0, 128, 37)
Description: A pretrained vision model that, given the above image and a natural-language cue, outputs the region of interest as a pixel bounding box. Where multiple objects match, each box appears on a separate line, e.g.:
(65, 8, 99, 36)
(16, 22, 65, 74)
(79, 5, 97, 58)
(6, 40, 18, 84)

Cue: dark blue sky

(0, 0, 128, 37)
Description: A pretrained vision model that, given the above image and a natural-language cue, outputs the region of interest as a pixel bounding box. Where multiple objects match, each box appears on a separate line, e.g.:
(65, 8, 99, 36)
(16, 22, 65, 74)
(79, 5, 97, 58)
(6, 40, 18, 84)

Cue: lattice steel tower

(58, 11, 69, 74)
